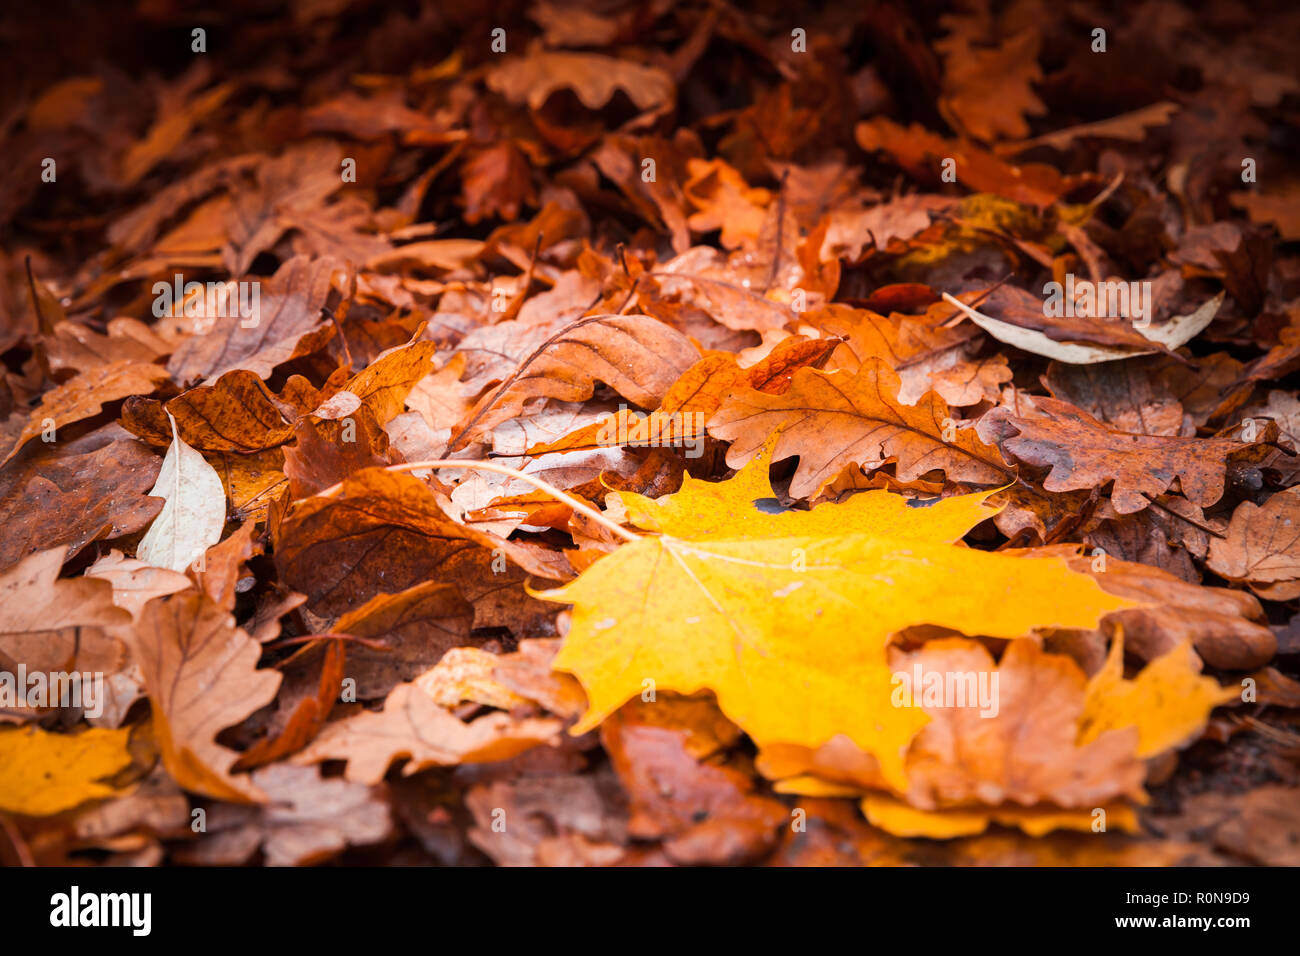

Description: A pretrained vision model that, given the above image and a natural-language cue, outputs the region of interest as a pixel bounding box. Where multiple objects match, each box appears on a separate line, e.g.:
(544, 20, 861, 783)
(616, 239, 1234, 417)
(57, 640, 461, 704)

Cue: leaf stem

(314, 459, 641, 542)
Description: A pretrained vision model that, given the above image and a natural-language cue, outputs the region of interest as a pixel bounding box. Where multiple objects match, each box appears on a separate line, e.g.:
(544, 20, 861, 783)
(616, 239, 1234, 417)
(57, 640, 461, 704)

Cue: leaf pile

(2, 0, 1299, 867)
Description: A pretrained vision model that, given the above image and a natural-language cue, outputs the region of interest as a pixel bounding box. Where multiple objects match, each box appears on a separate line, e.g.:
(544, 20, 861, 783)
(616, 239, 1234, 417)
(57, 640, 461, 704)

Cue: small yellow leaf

(615, 440, 1002, 543)
(1080, 635, 1237, 757)
(0, 725, 133, 815)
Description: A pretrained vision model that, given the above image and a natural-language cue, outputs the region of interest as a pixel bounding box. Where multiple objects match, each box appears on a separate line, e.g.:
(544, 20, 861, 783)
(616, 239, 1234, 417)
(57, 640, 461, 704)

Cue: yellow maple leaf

(0, 725, 133, 815)
(541, 448, 1135, 790)
(613, 445, 1000, 543)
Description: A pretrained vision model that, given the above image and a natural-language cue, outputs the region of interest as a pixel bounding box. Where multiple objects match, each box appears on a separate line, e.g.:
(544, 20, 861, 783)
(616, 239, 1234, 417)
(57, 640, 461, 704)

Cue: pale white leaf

(137, 412, 226, 572)
(942, 291, 1224, 365)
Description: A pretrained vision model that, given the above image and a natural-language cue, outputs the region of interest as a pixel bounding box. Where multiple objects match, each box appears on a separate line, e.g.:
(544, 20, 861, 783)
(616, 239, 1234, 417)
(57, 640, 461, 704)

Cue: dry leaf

(137, 413, 226, 572)
(131, 591, 281, 802)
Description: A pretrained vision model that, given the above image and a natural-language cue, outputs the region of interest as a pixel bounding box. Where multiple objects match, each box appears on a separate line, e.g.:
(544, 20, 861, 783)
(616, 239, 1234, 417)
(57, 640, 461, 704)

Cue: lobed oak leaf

(856, 118, 1077, 208)
(935, 14, 1045, 143)
(0, 437, 162, 573)
(166, 255, 342, 384)
(273, 468, 566, 627)
(580, 339, 839, 443)
(807, 300, 1010, 406)
(822, 195, 956, 260)
(1207, 487, 1300, 592)
(643, 244, 804, 334)
(765, 632, 1227, 829)
(43, 316, 176, 375)
(0, 546, 133, 634)
(220, 142, 346, 276)
(2, 361, 170, 465)
(682, 159, 772, 250)
(1043, 357, 1187, 437)
(890, 639, 1145, 811)
(293, 681, 563, 785)
(978, 395, 1276, 514)
(131, 591, 282, 802)
(708, 357, 1008, 499)
(1063, 552, 1276, 670)
(174, 763, 392, 867)
(121, 369, 294, 453)
(85, 550, 192, 619)
(486, 50, 675, 114)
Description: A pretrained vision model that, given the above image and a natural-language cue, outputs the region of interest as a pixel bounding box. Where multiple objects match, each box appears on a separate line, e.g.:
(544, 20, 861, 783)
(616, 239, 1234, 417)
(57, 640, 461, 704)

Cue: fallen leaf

(1207, 487, 1300, 591)
(2, 361, 169, 465)
(333, 582, 475, 700)
(0, 725, 133, 815)
(978, 395, 1274, 514)
(541, 454, 1133, 790)
(131, 591, 281, 802)
(0, 437, 162, 573)
(452, 313, 699, 448)
(294, 681, 562, 784)
(709, 358, 1008, 498)
(175, 763, 392, 866)
(137, 413, 227, 572)
(1079, 635, 1236, 757)
(166, 255, 341, 384)
(486, 51, 674, 114)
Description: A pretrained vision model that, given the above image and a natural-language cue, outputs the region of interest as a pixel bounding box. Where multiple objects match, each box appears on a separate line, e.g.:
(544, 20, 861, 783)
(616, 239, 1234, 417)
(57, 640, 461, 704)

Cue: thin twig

(0, 812, 34, 867)
(322, 305, 352, 372)
(938, 275, 1012, 328)
(503, 230, 544, 322)
(25, 255, 52, 334)
(764, 168, 789, 293)
(1140, 493, 1227, 539)
(315, 459, 640, 542)
(613, 273, 642, 315)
